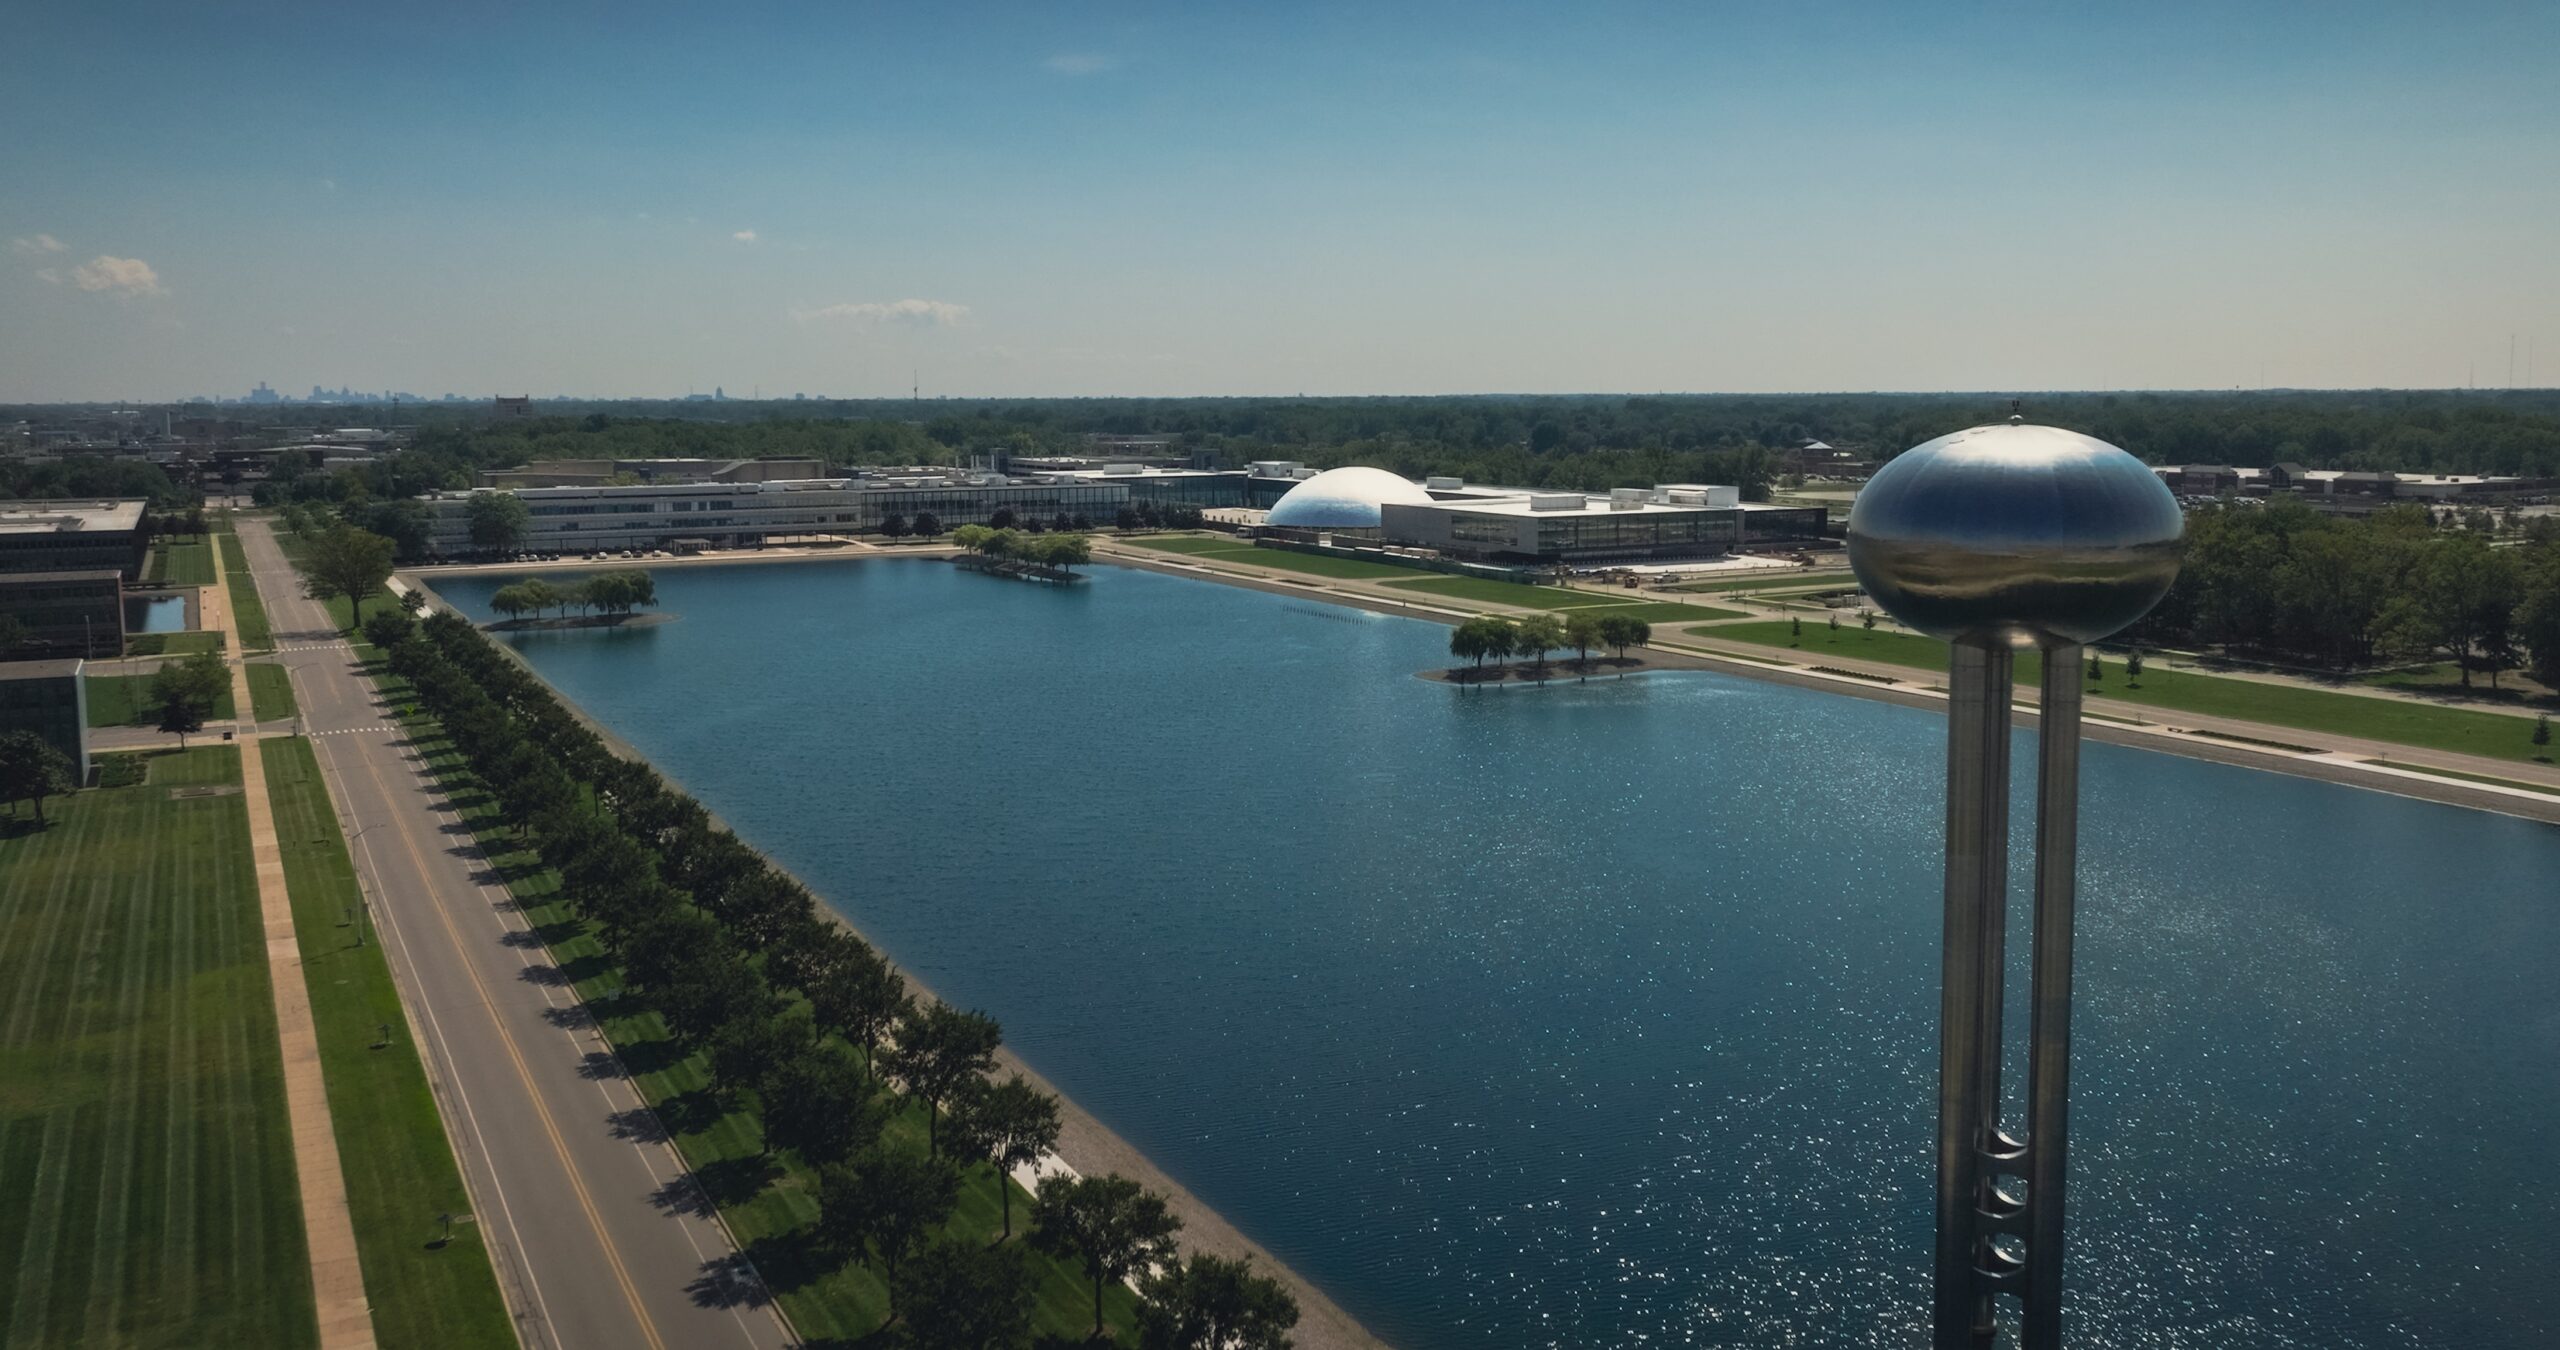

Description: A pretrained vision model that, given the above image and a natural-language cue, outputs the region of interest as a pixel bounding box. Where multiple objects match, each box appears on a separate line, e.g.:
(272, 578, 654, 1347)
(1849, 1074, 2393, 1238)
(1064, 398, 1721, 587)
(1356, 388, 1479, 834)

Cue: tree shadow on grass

(737, 1226, 843, 1298)
(686, 1250, 776, 1312)
(693, 1152, 777, 1208)
(555, 951, 614, 986)
(649, 1086, 730, 1137)
(612, 1036, 691, 1080)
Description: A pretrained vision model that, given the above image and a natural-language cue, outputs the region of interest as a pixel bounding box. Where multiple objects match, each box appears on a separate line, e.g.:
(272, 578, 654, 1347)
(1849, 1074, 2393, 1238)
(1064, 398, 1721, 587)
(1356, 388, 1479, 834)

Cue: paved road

(235, 516, 793, 1350)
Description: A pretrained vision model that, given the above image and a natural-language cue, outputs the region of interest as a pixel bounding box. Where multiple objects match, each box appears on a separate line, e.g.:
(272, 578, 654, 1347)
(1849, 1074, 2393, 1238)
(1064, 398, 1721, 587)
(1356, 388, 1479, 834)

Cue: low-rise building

(1379, 485, 1827, 565)
(0, 500, 149, 579)
(420, 473, 1138, 555)
(0, 658, 90, 781)
(477, 458, 829, 488)
(0, 571, 124, 657)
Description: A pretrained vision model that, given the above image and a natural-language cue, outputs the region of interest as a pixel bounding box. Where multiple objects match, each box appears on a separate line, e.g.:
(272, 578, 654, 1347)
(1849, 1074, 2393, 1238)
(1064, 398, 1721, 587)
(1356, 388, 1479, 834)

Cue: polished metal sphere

(1846, 422, 2184, 648)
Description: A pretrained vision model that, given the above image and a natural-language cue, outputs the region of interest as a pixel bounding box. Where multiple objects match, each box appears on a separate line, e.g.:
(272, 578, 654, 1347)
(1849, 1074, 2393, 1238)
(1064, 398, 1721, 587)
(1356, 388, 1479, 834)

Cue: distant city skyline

(5, 1, 2556, 402)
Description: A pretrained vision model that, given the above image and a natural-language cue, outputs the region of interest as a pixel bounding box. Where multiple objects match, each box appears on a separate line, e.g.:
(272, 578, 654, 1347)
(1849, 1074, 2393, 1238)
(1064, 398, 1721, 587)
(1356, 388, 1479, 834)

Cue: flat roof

(0, 657, 85, 680)
(0, 499, 147, 534)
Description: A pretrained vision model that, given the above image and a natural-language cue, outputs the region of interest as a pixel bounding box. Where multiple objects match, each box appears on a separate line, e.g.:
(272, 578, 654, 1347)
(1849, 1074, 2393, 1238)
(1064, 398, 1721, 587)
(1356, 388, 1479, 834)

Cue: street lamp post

(1847, 415, 2183, 1348)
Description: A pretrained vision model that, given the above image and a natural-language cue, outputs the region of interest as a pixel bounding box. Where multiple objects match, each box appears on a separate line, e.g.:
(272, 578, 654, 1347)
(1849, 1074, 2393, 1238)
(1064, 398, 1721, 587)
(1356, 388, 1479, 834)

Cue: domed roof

(1265, 466, 1436, 528)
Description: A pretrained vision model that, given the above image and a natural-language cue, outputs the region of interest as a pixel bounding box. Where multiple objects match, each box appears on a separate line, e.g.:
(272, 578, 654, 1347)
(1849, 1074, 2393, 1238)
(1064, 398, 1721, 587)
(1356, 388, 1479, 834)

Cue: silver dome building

(1263, 466, 1436, 529)
(1848, 415, 2182, 1350)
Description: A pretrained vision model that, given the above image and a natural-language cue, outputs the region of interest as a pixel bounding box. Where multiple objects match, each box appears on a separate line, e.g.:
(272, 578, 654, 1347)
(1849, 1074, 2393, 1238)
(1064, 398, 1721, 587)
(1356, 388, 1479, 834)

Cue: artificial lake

(434, 559, 2560, 1349)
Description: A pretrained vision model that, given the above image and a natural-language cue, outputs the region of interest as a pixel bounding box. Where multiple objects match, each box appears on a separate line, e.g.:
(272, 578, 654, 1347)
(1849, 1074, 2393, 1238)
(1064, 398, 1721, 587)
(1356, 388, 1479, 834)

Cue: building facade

(0, 658, 89, 781)
(0, 571, 124, 657)
(1379, 486, 1826, 565)
(419, 476, 1139, 555)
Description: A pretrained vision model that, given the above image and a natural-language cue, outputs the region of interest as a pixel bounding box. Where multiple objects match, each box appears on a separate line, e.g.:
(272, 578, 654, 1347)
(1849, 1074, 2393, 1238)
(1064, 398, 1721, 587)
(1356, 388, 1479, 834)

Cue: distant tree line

(364, 607, 1298, 1346)
(2138, 498, 2560, 688)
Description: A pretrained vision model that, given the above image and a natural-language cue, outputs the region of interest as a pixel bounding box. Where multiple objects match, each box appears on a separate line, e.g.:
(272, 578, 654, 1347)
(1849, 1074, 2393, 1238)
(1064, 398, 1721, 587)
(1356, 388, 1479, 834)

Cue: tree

(0, 732, 75, 826)
(1038, 533, 1093, 572)
(467, 491, 532, 553)
(1594, 613, 1648, 662)
(1789, 615, 1801, 641)
(1828, 613, 1839, 632)
(302, 525, 398, 626)
(151, 650, 228, 747)
(1563, 612, 1606, 675)
(946, 1074, 1062, 1238)
(879, 513, 909, 538)
(893, 1237, 1037, 1350)
(1511, 614, 1567, 678)
(707, 1009, 816, 1107)
(910, 511, 941, 537)
(808, 942, 910, 1072)
(1860, 610, 1877, 633)
(2087, 650, 2104, 682)
(819, 1149, 961, 1304)
(883, 1002, 1002, 1155)
(761, 1043, 883, 1166)
(1031, 1173, 1184, 1343)
(2124, 648, 2145, 684)
(2534, 714, 2551, 759)
(1136, 1252, 1301, 1350)
(1448, 615, 1510, 674)
(989, 507, 1017, 530)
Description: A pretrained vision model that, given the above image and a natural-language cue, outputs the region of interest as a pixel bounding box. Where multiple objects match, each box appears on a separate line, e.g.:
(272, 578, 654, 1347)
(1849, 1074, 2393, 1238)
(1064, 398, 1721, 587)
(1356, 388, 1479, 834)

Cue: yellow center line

(349, 737, 670, 1350)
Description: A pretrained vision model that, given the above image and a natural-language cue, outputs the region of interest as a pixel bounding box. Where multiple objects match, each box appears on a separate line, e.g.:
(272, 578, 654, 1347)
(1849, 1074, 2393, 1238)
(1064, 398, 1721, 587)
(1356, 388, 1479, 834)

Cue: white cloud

(792, 298, 970, 326)
(11, 233, 66, 255)
(70, 255, 165, 298)
(1045, 52, 1115, 75)
(33, 268, 60, 285)
(732, 229, 758, 243)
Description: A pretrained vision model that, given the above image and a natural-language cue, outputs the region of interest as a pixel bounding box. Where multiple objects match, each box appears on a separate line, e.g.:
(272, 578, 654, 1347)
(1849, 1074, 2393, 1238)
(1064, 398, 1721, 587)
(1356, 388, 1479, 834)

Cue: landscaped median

(216, 517, 274, 651)
(257, 737, 518, 1350)
(1690, 620, 2557, 765)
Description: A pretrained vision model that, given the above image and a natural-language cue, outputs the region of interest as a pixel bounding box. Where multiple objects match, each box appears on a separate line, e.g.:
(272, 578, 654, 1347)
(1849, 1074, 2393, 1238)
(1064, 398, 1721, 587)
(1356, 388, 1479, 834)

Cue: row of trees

(485, 570, 659, 623)
(952, 526, 1093, 575)
(1448, 611, 1654, 678)
(2141, 499, 2560, 688)
(368, 607, 1295, 1346)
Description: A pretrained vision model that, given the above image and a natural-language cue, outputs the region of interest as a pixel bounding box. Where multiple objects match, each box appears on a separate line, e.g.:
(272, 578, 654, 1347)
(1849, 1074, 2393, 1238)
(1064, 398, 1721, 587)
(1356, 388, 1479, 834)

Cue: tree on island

(1035, 532, 1092, 572)
(820, 1148, 961, 1311)
(1448, 615, 1511, 676)
(1564, 611, 1606, 676)
(1512, 613, 1567, 679)
(0, 732, 75, 827)
(1136, 1252, 1301, 1350)
(1596, 613, 1649, 663)
(947, 1073, 1063, 1238)
(467, 491, 532, 553)
(883, 1001, 1002, 1156)
(1031, 1172, 1184, 1343)
(302, 524, 398, 626)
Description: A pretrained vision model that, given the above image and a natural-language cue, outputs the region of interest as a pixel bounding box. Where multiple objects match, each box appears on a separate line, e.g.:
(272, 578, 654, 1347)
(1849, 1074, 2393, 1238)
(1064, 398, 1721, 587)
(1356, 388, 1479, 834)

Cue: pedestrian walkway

(215, 545, 380, 1350)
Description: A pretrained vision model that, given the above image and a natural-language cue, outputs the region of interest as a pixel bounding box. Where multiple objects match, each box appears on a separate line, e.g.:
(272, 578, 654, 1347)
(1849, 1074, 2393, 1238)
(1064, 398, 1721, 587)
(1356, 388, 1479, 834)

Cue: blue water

(436, 560, 2560, 1349)
(123, 595, 186, 634)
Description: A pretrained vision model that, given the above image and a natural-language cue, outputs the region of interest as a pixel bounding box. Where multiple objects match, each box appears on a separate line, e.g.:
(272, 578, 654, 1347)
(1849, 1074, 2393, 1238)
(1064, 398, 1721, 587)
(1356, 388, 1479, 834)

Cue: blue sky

(4, 1, 2555, 400)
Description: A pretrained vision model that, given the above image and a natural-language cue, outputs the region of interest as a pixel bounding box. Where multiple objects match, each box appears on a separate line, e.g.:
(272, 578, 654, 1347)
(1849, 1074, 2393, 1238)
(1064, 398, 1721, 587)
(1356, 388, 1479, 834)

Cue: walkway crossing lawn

(374, 669, 1145, 1346)
(1189, 546, 1436, 581)
(248, 663, 298, 723)
(258, 738, 516, 1350)
(125, 631, 227, 658)
(1578, 601, 1746, 624)
(1379, 575, 1637, 609)
(217, 524, 273, 651)
(84, 672, 239, 728)
(1700, 620, 2558, 764)
(1668, 571, 1856, 593)
(0, 746, 320, 1350)
(147, 535, 218, 586)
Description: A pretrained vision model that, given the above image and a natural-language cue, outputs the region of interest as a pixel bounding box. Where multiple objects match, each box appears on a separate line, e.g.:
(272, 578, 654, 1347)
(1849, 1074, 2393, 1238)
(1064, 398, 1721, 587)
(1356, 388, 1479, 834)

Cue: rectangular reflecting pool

(123, 594, 187, 634)
(435, 559, 2560, 1349)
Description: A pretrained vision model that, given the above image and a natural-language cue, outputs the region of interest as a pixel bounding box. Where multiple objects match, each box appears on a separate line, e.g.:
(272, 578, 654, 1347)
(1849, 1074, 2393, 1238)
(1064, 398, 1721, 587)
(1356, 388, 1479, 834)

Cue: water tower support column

(2023, 644, 2085, 1347)
(1933, 641, 2014, 1346)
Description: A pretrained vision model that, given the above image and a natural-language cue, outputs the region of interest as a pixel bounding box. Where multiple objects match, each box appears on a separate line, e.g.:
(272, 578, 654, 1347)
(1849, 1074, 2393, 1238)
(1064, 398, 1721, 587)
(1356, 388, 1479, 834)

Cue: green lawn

(248, 662, 298, 723)
(1379, 575, 1635, 609)
(2360, 661, 2558, 707)
(258, 738, 517, 1350)
(147, 534, 218, 586)
(1191, 546, 1437, 581)
(217, 524, 274, 651)
(372, 665, 1145, 1344)
(1121, 535, 1241, 555)
(2360, 759, 2560, 797)
(85, 671, 239, 728)
(0, 746, 320, 1349)
(126, 630, 227, 658)
(1703, 621, 2557, 763)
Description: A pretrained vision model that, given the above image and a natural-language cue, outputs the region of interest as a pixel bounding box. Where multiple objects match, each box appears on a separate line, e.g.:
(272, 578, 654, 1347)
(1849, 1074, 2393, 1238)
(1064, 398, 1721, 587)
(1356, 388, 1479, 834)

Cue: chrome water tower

(1847, 412, 2183, 1348)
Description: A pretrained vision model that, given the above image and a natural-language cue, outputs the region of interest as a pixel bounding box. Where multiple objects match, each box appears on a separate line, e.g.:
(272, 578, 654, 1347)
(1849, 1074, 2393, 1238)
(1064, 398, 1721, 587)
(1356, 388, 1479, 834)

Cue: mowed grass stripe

(0, 748, 320, 1350)
(260, 736, 515, 1350)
